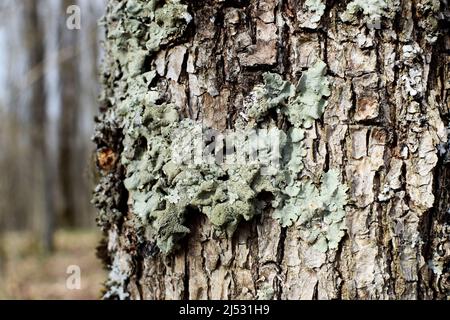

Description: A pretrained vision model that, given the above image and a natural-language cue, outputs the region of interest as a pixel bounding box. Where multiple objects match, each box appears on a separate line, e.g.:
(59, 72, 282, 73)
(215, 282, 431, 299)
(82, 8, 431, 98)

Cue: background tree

(95, 0, 449, 299)
(0, 0, 105, 246)
(25, 0, 55, 252)
(58, 0, 80, 227)
(0, 1, 106, 298)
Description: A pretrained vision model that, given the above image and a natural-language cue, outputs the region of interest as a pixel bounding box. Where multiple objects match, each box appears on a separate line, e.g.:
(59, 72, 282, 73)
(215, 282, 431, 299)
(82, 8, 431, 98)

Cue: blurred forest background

(0, 0, 106, 299)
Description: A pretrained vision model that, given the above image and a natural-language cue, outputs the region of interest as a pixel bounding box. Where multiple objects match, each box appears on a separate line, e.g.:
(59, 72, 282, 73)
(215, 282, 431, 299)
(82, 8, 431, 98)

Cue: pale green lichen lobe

(340, 0, 400, 28)
(304, 0, 326, 23)
(245, 59, 330, 129)
(341, 0, 388, 21)
(145, 0, 192, 52)
(273, 169, 348, 253)
(298, 0, 326, 29)
(286, 60, 330, 128)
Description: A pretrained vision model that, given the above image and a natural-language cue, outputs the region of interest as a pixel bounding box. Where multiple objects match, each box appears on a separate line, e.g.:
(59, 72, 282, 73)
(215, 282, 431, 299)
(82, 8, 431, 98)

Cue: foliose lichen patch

(298, 0, 326, 29)
(118, 59, 348, 254)
(117, 70, 278, 253)
(340, 0, 399, 28)
(243, 62, 347, 252)
(99, 0, 348, 255)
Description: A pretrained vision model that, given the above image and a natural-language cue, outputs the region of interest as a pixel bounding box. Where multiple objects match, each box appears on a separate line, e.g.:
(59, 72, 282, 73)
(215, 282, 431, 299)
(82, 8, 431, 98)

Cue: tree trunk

(58, 0, 81, 228)
(25, 0, 55, 253)
(94, 0, 449, 300)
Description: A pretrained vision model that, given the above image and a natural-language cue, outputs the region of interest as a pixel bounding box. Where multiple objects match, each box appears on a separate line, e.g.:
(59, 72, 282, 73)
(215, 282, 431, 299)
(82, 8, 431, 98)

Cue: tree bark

(94, 0, 449, 299)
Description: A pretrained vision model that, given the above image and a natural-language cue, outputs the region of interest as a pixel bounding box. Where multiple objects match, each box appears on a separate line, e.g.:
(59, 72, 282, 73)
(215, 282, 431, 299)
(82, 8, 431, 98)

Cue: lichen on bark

(118, 54, 345, 254)
(94, 0, 450, 300)
(101, 0, 346, 255)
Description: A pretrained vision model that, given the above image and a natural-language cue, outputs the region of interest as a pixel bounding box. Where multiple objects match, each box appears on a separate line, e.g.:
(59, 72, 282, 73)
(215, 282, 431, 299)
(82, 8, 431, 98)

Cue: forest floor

(0, 229, 106, 300)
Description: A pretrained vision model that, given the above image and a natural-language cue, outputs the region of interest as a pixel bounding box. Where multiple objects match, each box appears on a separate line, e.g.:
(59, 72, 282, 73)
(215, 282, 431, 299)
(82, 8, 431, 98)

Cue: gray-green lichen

(98, 0, 348, 256)
(105, 0, 192, 79)
(103, 253, 132, 300)
(119, 81, 276, 252)
(286, 60, 331, 128)
(125, 136, 267, 252)
(144, 1, 192, 52)
(340, 0, 399, 28)
(245, 60, 330, 128)
(116, 46, 347, 253)
(299, 0, 326, 29)
(243, 59, 347, 253)
(273, 169, 348, 252)
(256, 283, 275, 300)
(304, 0, 326, 19)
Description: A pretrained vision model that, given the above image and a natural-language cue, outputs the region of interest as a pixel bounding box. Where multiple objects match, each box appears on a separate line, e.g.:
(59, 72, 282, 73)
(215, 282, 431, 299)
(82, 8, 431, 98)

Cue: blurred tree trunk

(58, 0, 80, 227)
(95, 0, 449, 299)
(0, 2, 31, 231)
(25, 0, 55, 252)
(0, 111, 20, 230)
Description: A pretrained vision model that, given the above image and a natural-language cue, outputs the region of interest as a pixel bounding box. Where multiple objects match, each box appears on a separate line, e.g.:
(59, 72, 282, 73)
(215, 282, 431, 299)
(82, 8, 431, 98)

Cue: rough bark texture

(94, 0, 450, 299)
